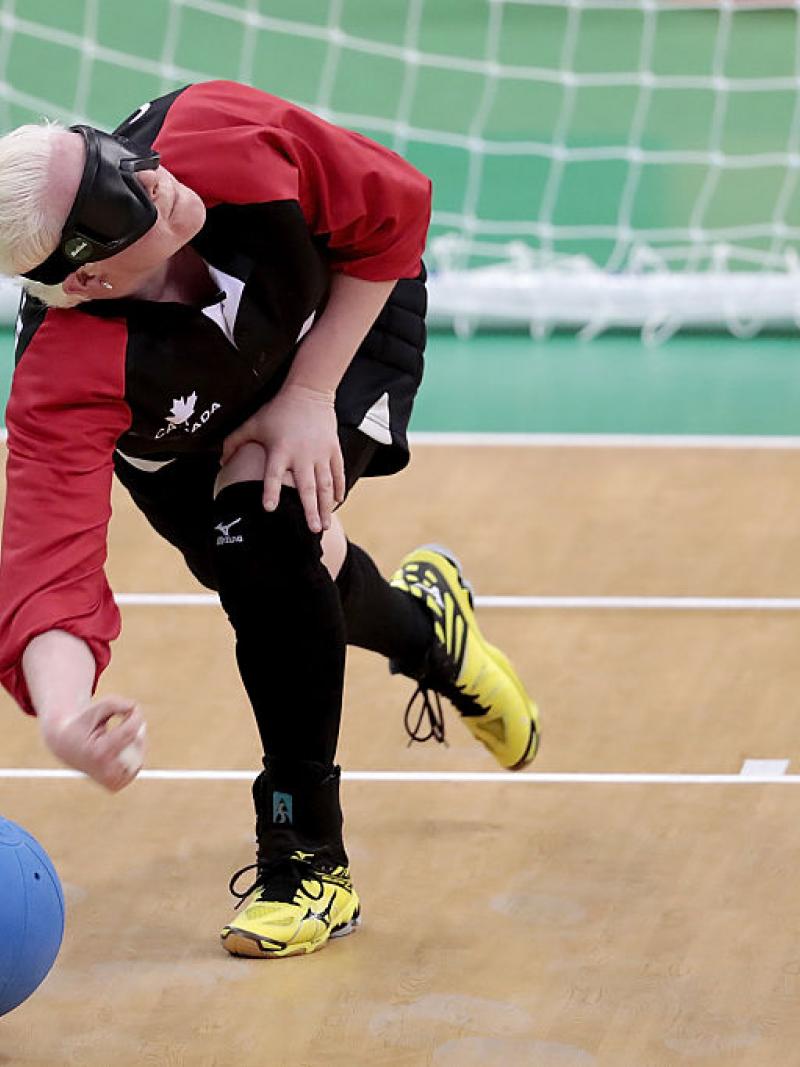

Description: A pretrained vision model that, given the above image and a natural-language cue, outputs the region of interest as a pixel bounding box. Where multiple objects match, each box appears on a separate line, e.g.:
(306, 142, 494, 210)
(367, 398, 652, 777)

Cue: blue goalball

(0, 817, 65, 1017)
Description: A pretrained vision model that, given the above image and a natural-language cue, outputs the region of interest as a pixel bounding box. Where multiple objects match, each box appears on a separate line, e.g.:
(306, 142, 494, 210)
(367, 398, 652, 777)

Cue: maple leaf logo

(165, 392, 197, 426)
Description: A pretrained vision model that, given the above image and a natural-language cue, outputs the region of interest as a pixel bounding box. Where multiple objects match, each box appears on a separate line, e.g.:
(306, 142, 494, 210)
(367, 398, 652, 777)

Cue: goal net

(1, 0, 799, 338)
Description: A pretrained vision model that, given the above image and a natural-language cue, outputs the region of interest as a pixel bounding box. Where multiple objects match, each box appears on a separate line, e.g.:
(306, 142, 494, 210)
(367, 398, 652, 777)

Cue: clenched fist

(40, 696, 147, 792)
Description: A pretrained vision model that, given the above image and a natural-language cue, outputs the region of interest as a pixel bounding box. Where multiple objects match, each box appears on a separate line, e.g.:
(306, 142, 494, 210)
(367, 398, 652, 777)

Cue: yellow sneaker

(389, 545, 540, 769)
(221, 851, 361, 959)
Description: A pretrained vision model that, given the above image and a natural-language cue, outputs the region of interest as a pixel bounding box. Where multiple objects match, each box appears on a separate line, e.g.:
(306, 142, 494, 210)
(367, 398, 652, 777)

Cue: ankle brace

(253, 758, 347, 866)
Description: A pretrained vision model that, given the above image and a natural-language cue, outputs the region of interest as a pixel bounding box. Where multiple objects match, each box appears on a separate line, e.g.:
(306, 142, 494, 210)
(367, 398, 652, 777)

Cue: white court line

(5, 429, 800, 449)
(113, 593, 800, 611)
(407, 432, 800, 450)
(3, 768, 800, 785)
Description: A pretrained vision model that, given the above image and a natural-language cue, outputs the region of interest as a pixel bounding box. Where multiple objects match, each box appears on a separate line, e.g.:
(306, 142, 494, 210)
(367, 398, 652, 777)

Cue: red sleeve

(0, 310, 132, 714)
(154, 80, 432, 281)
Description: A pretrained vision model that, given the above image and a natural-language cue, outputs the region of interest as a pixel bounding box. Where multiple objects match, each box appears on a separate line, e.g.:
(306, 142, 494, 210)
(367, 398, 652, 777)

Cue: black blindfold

(22, 125, 159, 286)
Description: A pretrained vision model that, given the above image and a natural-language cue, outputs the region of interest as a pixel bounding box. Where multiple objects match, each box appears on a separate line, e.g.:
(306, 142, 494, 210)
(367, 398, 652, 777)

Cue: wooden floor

(3, 442, 800, 1065)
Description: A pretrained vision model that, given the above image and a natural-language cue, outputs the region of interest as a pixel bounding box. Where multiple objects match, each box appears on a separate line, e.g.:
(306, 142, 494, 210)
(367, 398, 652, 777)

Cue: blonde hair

(0, 121, 82, 308)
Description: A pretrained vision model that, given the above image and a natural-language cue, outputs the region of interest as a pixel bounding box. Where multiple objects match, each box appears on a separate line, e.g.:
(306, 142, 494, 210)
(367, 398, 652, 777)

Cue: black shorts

(113, 426, 379, 591)
(334, 268, 427, 478)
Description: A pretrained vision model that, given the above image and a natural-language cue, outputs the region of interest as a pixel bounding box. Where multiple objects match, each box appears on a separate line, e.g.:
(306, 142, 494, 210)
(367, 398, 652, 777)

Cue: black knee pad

(211, 481, 324, 624)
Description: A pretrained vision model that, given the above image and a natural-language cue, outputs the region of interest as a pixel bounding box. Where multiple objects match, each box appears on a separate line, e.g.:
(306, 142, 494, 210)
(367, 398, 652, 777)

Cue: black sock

(336, 541, 434, 672)
(212, 482, 345, 766)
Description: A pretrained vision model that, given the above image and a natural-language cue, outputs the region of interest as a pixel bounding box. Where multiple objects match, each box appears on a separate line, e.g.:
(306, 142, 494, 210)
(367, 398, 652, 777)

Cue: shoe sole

(221, 907, 361, 960)
(419, 544, 540, 770)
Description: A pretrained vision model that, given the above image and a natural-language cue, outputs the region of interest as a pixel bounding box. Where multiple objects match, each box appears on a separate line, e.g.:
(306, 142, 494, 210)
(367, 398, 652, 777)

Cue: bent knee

(214, 442, 266, 498)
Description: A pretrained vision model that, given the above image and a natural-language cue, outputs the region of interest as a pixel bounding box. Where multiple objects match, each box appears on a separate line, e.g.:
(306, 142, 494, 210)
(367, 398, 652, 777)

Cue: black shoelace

(403, 671, 494, 747)
(403, 685, 447, 746)
(228, 855, 324, 909)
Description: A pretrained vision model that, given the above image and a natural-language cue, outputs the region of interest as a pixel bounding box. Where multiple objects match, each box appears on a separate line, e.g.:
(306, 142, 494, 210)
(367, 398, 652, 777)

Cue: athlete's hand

(39, 696, 147, 793)
(221, 383, 346, 533)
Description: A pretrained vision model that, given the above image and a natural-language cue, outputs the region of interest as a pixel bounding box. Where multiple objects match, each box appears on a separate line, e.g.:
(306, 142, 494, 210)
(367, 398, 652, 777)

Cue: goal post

(1, 0, 799, 337)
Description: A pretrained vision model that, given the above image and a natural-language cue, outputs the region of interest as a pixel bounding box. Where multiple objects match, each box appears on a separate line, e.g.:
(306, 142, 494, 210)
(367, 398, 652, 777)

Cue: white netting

(1, 0, 800, 336)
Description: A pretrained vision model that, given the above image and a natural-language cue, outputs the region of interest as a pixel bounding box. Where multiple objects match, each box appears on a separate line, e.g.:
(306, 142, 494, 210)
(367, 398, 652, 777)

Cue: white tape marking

(740, 759, 790, 777)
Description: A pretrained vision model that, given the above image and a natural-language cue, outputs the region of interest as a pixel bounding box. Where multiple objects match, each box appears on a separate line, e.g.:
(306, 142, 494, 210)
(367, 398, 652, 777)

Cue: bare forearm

(22, 630, 95, 724)
(285, 273, 395, 395)
(21, 629, 145, 791)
